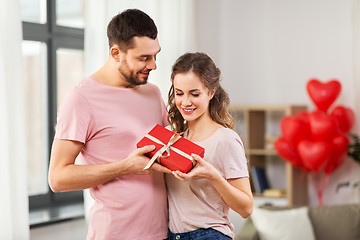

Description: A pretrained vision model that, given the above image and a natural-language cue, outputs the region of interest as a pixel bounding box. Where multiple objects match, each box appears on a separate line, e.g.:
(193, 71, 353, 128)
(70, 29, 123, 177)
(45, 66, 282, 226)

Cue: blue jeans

(168, 228, 232, 240)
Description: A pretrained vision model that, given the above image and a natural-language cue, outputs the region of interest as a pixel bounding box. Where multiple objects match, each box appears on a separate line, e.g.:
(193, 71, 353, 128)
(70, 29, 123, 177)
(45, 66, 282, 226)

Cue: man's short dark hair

(107, 9, 158, 51)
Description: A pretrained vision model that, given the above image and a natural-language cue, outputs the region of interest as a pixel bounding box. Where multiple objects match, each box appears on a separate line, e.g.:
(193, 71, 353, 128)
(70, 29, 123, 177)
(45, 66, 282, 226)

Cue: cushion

(250, 206, 315, 240)
(308, 204, 360, 240)
(235, 217, 259, 240)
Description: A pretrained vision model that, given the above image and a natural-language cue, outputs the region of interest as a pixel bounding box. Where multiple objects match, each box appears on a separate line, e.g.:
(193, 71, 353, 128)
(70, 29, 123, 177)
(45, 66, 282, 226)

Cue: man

(48, 9, 170, 240)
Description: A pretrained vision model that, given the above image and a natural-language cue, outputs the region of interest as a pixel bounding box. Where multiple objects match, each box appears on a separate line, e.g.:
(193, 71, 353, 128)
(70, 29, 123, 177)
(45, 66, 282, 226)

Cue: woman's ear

(110, 45, 121, 62)
(209, 88, 216, 100)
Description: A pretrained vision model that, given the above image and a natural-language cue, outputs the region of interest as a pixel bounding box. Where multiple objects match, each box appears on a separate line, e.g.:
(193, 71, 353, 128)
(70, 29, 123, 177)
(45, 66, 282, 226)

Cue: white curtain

(353, 0, 360, 134)
(0, 0, 29, 239)
(352, 0, 360, 203)
(83, 0, 196, 220)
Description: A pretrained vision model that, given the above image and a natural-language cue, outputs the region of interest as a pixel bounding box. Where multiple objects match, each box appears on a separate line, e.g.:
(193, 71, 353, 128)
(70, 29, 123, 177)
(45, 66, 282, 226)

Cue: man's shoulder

(143, 82, 160, 91)
(139, 82, 162, 95)
(73, 77, 94, 91)
(60, 78, 92, 105)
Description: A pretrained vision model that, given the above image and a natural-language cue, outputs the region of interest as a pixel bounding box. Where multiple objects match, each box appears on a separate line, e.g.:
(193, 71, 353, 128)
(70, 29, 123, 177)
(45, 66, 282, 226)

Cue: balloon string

(318, 172, 324, 206)
(319, 173, 330, 206)
(310, 171, 330, 206)
(310, 173, 318, 205)
(317, 189, 323, 206)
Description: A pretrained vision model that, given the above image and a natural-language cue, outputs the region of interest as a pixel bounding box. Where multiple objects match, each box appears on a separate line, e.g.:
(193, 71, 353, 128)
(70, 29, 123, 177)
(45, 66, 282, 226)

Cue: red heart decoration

(330, 105, 355, 133)
(296, 111, 310, 124)
(306, 79, 341, 112)
(274, 137, 303, 168)
(324, 156, 346, 175)
(324, 133, 349, 174)
(297, 140, 331, 172)
(308, 110, 337, 140)
(281, 116, 309, 144)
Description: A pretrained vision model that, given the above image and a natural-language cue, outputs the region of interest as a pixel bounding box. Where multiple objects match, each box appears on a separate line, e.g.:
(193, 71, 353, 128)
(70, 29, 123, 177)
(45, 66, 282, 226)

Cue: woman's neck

(187, 116, 222, 142)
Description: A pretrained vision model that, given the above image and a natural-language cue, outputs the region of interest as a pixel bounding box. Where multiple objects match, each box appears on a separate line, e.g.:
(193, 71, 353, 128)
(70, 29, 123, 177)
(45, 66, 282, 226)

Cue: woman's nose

(182, 96, 192, 106)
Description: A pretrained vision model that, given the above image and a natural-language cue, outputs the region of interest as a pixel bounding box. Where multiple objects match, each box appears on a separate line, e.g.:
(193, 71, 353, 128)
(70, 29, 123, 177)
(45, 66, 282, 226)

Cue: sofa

(235, 203, 360, 240)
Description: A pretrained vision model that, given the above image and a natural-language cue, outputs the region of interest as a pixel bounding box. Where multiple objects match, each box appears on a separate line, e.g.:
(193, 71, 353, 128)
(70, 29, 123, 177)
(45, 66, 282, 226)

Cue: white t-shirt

(55, 77, 169, 240)
(165, 127, 249, 239)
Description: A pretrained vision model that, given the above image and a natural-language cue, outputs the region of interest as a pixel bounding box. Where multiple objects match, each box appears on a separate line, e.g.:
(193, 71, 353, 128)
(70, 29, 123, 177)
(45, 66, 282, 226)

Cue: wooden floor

(30, 218, 88, 240)
(30, 209, 247, 239)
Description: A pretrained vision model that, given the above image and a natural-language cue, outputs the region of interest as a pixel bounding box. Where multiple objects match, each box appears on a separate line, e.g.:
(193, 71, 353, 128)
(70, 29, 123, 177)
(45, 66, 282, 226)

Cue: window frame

(22, 0, 85, 222)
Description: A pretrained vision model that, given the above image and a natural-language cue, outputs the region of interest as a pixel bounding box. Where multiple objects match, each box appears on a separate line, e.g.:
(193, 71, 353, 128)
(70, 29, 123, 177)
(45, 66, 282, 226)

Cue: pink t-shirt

(55, 77, 169, 240)
(165, 127, 249, 239)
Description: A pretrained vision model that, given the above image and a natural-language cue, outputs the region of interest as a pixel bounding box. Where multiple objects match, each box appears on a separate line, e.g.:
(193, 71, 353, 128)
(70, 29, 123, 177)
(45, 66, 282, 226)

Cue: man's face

(118, 36, 160, 87)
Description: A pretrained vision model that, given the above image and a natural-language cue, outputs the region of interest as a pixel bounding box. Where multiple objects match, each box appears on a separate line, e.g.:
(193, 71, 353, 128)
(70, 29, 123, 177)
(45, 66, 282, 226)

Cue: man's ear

(110, 45, 122, 62)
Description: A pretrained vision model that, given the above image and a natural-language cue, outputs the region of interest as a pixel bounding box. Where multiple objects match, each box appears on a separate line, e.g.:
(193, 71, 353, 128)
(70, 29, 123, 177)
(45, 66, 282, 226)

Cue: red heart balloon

(324, 156, 346, 175)
(274, 137, 303, 168)
(330, 105, 355, 133)
(297, 140, 331, 172)
(281, 116, 309, 144)
(308, 110, 337, 140)
(306, 79, 341, 112)
(296, 111, 310, 124)
(324, 133, 349, 174)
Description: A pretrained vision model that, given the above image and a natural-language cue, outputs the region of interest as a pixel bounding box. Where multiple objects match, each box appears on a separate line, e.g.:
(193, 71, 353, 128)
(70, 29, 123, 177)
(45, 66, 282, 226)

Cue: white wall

(196, 0, 354, 107)
(194, 0, 360, 207)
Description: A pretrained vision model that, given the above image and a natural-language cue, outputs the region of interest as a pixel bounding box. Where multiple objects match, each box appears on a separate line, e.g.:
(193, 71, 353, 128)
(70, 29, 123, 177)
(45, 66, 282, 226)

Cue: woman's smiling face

(173, 71, 213, 124)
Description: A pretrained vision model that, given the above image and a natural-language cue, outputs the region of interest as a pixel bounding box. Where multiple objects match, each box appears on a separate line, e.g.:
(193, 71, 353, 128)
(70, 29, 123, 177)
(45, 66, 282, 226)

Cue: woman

(166, 52, 253, 240)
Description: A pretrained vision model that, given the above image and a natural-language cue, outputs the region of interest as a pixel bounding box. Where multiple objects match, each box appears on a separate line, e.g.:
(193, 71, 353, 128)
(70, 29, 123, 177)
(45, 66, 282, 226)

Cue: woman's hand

(172, 153, 253, 218)
(171, 154, 222, 181)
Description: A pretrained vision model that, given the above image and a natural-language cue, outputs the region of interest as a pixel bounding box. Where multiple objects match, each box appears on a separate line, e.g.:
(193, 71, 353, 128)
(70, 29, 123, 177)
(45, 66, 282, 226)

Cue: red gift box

(136, 124, 205, 173)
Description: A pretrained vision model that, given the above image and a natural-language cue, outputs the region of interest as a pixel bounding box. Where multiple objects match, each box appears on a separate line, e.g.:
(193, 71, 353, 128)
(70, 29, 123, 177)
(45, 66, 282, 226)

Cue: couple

(48, 9, 253, 240)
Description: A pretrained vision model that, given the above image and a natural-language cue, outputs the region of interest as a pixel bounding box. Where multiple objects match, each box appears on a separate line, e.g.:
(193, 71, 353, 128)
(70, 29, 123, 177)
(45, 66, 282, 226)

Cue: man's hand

(123, 145, 172, 175)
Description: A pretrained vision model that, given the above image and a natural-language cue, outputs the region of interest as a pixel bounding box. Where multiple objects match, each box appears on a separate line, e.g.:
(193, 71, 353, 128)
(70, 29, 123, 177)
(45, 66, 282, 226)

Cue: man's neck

(91, 60, 132, 88)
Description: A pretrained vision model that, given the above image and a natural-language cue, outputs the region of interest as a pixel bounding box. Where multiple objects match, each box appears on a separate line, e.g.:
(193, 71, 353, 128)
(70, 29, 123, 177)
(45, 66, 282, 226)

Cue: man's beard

(124, 71, 148, 86)
(119, 61, 149, 87)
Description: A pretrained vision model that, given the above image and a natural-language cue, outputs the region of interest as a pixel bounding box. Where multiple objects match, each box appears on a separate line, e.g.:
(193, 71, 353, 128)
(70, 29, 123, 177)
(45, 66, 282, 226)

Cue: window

(56, 0, 85, 28)
(21, 0, 85, 226)
(22, 41, 49, 196)
(20, 0, 47, 24)
(56, 48, 84, 104)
